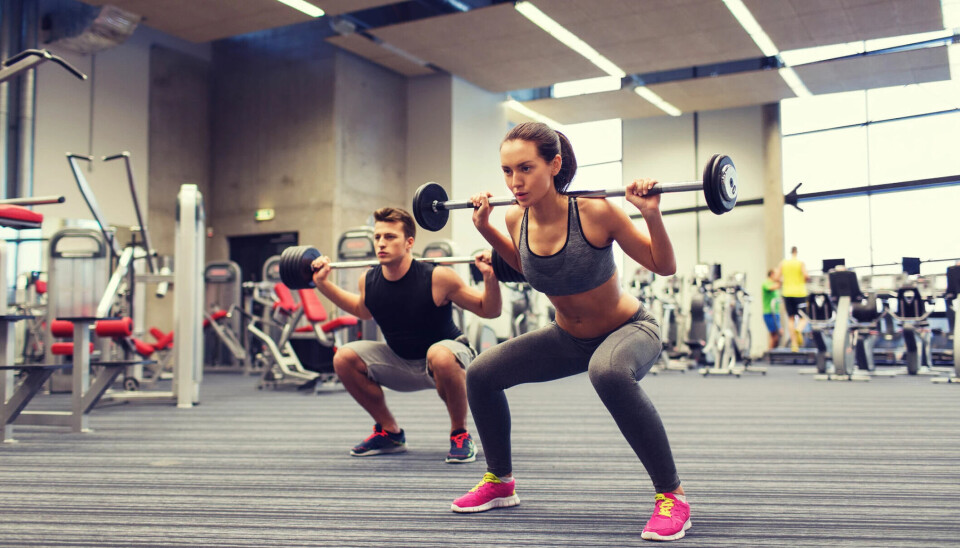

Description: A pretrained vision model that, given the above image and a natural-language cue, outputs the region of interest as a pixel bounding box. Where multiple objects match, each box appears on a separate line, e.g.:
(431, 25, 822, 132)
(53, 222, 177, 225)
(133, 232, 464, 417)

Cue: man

(311, 207, 501, 464)
(774, 246, 810, 352)
(762, 269, 782, 350)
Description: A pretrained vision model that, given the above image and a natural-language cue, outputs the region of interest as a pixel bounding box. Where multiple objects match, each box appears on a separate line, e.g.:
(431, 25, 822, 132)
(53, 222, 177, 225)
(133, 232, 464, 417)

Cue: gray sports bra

(518, 197, 617, 297)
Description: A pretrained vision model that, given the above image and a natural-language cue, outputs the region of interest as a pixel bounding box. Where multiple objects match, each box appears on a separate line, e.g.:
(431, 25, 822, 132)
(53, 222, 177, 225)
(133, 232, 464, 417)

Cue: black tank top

(364, 260, 462, 359)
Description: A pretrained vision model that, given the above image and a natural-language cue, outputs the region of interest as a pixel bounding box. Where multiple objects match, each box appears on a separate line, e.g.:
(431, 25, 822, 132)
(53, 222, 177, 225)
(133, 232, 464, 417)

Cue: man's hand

(310, 255, 332, 286)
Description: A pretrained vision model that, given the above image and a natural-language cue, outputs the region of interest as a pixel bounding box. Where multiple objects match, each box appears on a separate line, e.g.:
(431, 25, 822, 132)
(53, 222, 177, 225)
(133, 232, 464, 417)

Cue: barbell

(278, 245, 527, 290)
(413, 153, 738, 231)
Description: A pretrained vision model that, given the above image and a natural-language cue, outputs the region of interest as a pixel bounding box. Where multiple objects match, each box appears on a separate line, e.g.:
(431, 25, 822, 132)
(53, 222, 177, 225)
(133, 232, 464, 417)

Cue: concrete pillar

(762, 103, 784, 269)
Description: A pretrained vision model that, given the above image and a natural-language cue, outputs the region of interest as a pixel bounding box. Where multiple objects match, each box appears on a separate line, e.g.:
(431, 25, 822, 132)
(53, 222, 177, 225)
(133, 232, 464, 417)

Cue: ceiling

(79, 0, 958, 122)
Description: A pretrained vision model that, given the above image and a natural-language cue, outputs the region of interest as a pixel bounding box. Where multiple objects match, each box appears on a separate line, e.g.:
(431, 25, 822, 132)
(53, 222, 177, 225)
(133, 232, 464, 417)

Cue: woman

(452, 122, 690, 542)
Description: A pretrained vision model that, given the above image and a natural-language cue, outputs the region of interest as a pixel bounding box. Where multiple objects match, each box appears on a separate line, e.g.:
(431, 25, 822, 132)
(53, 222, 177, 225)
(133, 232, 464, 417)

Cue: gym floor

(1, 364, 957, 547)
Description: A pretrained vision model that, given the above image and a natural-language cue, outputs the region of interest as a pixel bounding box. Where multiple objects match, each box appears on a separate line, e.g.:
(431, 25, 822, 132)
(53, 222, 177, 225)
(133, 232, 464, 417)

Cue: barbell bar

(278, 245, 526, 290)
(413, 153, 738, 231)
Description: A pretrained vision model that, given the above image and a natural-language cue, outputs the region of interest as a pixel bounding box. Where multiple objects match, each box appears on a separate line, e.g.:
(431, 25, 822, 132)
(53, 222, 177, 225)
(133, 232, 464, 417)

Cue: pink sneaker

(451, 472, 520, 513)
(641, 493, 691, 541)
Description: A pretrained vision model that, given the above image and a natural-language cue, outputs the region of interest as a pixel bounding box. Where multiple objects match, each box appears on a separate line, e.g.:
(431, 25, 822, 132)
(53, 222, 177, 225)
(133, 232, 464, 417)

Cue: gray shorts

(340, 339, 475, 392)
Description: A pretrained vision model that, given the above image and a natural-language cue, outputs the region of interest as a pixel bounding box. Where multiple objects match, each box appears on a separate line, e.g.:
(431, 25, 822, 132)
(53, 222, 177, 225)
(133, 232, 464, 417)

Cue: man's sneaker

(451, 472, 520, 513)
(445, 430, 477, 463)
(350, 424, 407, 457)
(641, 493, 691, 541)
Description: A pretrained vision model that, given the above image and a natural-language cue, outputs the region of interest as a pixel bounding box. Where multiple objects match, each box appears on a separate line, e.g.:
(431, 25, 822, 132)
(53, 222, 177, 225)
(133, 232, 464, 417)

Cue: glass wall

(780, 78, 960, 275)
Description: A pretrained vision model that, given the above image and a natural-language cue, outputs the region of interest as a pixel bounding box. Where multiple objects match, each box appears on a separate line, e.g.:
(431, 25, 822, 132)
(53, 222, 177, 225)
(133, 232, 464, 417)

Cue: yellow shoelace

(655, 493, 675, 517)
(470, 472, 502, 492)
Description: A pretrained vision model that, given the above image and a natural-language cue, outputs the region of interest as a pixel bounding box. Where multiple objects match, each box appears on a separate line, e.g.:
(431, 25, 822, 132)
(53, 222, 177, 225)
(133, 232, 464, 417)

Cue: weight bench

(3, 315, 156, 441)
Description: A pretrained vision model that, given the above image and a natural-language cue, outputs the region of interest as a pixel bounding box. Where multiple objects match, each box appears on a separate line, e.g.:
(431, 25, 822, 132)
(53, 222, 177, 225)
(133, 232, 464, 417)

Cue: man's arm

(311, 264, 373, 320)
(436, 258, 502, 319)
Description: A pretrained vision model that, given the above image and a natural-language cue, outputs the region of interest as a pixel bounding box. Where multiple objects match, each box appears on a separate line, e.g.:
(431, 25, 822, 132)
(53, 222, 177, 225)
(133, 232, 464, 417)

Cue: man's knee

(426, 345, 463, 380)
(333, 348, 366, 376)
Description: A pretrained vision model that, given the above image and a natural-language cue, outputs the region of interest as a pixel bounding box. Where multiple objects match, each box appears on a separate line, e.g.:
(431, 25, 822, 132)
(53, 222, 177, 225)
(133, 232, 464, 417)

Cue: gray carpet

(1, 364, 958, 547)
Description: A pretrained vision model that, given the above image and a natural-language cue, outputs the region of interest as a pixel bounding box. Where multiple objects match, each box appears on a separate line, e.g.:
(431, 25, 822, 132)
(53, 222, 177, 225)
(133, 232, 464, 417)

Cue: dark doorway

(228, 232, 298, 283)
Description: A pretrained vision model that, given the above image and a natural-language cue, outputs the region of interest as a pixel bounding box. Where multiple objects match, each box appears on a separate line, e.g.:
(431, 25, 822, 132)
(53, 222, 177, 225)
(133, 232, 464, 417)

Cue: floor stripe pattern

(1, 365, 958, 547)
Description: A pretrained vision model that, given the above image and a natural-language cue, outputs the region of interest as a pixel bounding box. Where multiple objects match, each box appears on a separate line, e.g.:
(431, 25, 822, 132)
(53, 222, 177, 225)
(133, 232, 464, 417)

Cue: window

(781, 79, 960, 274)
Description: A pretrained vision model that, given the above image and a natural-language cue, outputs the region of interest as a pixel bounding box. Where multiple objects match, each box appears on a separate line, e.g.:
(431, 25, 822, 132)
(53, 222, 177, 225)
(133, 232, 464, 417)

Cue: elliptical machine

(815, 269, 865, 381)
(933, 265, 960, 383)
(700, 273, 766, 377)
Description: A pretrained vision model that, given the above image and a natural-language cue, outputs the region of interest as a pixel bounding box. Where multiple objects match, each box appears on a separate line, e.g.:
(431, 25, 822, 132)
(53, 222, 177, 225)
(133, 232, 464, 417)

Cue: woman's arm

(472, 192, 523, 273)
(599, 178, 676, 276)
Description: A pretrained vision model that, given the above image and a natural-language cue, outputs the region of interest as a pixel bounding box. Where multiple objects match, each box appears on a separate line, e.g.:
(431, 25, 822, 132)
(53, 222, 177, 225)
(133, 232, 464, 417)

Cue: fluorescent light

(515, 1, 626, 78)
(780, 41, 865, 66)
(378, 41, 430, 67)
(633, 87, 682, 116)
(779, 67, 811, 97)
(943, 0, 960, 29)
(504, 98, 564, 128)
(866, 29, 953, 51)
(553, 76, 622, 98)
(722, 0, 779, 57)
(274, 0, 324, 17)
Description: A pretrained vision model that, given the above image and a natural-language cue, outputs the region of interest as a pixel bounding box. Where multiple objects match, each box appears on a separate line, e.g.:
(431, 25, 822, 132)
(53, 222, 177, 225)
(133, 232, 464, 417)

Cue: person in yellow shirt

(774, 246, 810, 352)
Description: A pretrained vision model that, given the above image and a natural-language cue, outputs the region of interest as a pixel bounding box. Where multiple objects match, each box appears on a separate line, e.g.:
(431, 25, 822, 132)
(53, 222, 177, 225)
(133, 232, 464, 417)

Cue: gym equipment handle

(0, 196, 65, 206)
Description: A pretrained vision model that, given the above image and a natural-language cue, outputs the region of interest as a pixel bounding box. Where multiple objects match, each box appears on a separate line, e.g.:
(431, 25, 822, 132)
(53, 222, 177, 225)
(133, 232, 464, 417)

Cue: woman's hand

(625, 178, 661, 215)
(471, 192, 494, 230)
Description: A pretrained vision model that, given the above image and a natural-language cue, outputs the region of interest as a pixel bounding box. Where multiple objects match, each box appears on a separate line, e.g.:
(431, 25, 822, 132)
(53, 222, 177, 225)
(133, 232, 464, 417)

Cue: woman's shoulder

(504, 204, 524, 225)
(575, 195, 622, 224)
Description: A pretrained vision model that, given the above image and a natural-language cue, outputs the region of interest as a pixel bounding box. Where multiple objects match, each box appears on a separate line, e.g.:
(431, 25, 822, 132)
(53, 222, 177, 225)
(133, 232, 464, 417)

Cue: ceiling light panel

(370, 4, 605, 92)
(521, 89, 669, 125)
(742, 0, 946, 52)
(647, 69, 797, 113)
(531, 0, 762, 75)
(792, 45, 952, 95)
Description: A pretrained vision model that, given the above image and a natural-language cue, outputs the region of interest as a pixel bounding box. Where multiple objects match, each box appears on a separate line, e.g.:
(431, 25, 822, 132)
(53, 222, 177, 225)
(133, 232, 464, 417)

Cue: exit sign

(255, 208, 275, 221)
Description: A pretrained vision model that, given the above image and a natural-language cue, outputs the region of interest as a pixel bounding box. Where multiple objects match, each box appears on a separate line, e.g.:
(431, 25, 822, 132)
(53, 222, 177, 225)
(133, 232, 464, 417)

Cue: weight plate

(702, 153, 721, 215)
(279, 245, 320, 290)
(713, 155, 737, 214)
(412, 182, 450, 232)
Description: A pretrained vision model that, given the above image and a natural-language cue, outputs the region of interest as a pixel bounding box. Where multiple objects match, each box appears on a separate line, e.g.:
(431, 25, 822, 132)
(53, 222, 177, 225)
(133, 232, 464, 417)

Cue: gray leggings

(467, 306, 681, 493)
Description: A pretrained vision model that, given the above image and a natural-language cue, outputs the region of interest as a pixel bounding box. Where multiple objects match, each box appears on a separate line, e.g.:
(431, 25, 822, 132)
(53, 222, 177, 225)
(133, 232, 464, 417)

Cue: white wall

(34, 15, 210, 232)
(450, 77, 509, 257)
(406, 74, 454, 247)
(623, 106, 771, 357)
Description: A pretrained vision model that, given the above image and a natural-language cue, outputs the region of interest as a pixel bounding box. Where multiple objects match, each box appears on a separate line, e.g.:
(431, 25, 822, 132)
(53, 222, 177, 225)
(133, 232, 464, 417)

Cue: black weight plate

(701, 153, 721, 215)
(491, 249, 526, 284)
(713, 155, 737, 213)
(278, 246, 300, 289)
(280, 246, 320, 290)
(300, 246, 321, 289)
(412, 182, 450, 232)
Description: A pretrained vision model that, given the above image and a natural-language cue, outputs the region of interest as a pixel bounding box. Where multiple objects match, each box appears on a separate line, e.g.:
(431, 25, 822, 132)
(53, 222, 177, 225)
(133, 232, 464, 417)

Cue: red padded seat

(0, 205, 43, 226)
(297, 289, 328, 322)
(150, 328, 174, 350)
(51, 319, 75, 338)
(321, 316, 358, 332)
(273, 283, 299, 314)
(131, 338, 156, 357)
(95, 317, 133, 338)
(51, 342, 94, 356)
